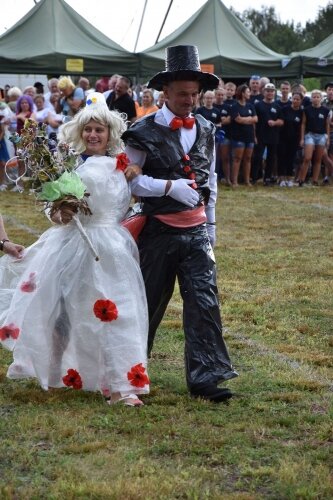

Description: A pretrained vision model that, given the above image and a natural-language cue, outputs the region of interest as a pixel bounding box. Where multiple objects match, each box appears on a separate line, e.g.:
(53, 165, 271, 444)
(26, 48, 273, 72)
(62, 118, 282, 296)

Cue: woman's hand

(124, 163, 142, 181)
(50, 199, 79, 225)
(51, 208, 76, 225)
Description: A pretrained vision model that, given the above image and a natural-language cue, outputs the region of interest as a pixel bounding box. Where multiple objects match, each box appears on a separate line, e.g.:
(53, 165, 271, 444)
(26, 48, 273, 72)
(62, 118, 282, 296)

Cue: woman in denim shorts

(230, 84, 257, 186)
(298, 90, 331, 186)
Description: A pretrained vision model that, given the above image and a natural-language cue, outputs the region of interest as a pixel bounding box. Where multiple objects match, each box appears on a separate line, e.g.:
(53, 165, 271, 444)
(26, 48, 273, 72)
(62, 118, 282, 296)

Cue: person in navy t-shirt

(230, 84, 257, 186)
(252, 83, 284, 185)
(298, 89, 331, 186)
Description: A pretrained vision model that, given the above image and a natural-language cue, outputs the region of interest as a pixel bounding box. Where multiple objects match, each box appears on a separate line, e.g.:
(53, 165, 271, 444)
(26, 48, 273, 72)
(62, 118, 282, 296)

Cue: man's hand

(166, 179, 199, 207)
(124, 163, 142, 181)
(3, 241, 24, 259)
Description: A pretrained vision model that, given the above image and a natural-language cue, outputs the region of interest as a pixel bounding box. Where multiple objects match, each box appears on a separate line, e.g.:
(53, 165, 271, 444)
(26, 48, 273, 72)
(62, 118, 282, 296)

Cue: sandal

(107, 393, 144, 407)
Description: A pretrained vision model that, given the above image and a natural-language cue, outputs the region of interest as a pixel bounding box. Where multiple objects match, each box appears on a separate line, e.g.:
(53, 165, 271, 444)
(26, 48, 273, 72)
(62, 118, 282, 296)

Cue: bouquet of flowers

(7, 119, 99, 260)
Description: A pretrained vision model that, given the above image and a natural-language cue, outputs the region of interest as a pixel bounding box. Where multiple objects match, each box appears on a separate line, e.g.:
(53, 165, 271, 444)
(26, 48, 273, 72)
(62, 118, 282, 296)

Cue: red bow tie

(170, 116, 195, 130)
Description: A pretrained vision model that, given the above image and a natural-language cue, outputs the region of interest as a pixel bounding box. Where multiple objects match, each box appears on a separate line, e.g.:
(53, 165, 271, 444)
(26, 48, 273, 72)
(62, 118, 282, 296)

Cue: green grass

(0, 185, 332, 499)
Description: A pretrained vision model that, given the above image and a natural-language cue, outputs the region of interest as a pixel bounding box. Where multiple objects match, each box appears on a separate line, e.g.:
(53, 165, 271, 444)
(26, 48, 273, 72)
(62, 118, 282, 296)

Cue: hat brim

(147, 70, 219, 91)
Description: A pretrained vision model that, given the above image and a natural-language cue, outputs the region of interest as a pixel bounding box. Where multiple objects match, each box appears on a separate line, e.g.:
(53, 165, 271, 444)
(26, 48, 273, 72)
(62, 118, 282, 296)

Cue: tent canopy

(290, 34, 333, 77)
(138, 0, 300, 79)
(0, 0, 138, 75)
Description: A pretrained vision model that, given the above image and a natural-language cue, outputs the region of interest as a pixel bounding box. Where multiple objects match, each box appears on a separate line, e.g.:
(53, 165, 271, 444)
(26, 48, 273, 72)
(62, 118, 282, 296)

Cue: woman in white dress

(0, 93, 149, 407)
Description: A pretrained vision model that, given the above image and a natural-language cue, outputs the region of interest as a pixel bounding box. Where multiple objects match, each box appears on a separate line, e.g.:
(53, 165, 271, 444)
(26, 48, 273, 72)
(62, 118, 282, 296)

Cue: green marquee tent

(0, 0, 138, 76)
(138, 0, 301, 80)
(290, 34, 333, 77)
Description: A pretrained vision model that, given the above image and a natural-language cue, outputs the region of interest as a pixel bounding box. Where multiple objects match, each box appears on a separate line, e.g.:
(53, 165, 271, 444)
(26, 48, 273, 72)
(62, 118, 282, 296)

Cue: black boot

(190, 384, 233, 403)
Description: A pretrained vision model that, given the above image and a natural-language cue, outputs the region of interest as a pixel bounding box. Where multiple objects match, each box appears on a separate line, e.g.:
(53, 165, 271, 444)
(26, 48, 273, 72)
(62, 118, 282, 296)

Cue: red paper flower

(62, 368, 82, 390)
(116, 153, 130, 172)
(0, 323, 20, 341)
(20, 272, 37, 293)
(189, 172, 196, 180)
(183, 165, 191, 173)
(93, 299, 118, 322)
(183, 154, 190, 161)
(127, 363, 150, 388)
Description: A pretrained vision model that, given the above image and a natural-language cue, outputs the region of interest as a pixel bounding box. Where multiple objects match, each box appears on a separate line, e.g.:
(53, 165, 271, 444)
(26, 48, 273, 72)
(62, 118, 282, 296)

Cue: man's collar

(162, 103, 194, 127)
(162, 103, 176, 126)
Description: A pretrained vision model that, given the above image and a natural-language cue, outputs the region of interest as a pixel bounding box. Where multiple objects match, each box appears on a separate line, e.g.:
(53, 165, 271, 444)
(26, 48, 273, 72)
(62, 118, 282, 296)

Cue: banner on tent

(66, 59, 84, 72)
(201, 64, 215, 73)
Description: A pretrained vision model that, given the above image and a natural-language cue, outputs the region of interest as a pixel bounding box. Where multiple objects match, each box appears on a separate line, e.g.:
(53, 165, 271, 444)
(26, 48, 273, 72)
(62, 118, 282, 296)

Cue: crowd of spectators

(0, 74, 332, 192)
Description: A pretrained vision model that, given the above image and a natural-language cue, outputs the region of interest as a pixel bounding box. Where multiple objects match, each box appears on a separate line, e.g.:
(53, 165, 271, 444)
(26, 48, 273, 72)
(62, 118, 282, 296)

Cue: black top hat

(147, 45, 219, 91)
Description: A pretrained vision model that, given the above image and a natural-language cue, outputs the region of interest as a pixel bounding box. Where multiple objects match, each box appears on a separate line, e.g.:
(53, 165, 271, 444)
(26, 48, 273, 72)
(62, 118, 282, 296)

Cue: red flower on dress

(116, 153, 130, 172)
(62, 369, 82, 390)
(20, 272, 37, 293)
(93, 299, 118, 322)
(127, 363, 150, 388)
(0, 323, 20, 341)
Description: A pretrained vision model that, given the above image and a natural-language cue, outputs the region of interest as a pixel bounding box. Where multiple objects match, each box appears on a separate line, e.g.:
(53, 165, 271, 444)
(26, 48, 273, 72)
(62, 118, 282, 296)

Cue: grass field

(0, 184, 332, 499)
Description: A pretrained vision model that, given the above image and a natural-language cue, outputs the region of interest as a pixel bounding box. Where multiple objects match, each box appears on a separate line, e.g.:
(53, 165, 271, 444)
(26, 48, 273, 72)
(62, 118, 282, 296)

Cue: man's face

(264, 89, 275, 102)
(50, 82, 59, 93)
(115, 80, 128, 98)
(250, 79, 260, 93)
(326, 86, 333, 101)
(163, 80, 200, 117)
(280, 84, 290, 97)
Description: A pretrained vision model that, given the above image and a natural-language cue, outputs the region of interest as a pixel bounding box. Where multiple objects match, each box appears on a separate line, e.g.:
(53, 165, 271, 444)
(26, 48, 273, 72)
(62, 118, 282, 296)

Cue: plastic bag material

(121, 202, 147, 242)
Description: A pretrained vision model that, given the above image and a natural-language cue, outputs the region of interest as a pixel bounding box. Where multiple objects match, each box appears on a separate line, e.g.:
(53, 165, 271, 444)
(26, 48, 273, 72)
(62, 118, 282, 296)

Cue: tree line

(231, 1, 333, 55)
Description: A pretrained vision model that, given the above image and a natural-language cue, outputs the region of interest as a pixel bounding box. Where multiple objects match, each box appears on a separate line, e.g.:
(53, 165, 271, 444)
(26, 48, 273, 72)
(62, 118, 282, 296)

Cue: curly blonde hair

(57, 76, 75, 92)
(58, 106, 127, 156)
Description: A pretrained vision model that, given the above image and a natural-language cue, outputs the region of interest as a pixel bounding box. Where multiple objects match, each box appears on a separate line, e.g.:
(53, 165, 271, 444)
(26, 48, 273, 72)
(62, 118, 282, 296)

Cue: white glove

(167, 179, 199, 207)
(206, 223, 216, 248)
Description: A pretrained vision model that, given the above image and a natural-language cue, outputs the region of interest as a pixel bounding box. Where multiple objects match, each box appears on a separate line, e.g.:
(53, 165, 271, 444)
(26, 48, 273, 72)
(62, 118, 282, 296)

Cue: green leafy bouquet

(9, 118, 91, 219)
(9, 119, 99, 260)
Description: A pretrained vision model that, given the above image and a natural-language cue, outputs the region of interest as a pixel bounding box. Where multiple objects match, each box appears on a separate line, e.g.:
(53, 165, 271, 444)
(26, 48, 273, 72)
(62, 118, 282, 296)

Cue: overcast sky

(0, 0, 330, 52)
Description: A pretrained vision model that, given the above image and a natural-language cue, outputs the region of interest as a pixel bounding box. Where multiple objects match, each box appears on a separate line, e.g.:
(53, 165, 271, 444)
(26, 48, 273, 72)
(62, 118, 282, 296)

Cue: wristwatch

(0, 239, 9, 251)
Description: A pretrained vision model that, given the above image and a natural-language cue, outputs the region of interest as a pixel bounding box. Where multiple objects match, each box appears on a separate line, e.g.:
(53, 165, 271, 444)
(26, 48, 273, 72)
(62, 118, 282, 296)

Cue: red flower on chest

(93, 299, 118, 322)
(116, 153, 130, 172)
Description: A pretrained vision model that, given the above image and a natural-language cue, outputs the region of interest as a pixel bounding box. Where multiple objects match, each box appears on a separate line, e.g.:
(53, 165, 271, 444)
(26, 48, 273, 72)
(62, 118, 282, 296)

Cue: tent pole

(134, 0, 148, 53)
(155, 0, 174, 44)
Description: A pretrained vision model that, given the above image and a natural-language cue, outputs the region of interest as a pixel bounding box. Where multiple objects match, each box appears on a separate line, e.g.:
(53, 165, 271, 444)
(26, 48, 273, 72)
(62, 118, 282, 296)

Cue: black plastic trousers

(138, 218, 237, 390)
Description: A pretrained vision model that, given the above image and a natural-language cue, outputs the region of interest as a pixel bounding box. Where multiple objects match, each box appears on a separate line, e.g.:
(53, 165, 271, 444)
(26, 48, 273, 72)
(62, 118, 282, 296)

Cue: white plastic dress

(0, 156, 149, 396)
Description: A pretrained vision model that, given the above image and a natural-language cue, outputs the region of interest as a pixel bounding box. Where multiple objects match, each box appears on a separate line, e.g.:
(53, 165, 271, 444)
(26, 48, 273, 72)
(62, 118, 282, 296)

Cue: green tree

(231, 6, 305, 54)
(302, 1, 333, 47)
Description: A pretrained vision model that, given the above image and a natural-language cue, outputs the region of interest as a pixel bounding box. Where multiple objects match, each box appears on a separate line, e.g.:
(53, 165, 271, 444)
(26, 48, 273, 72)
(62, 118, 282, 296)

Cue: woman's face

(35, 97, 44, 111)
(311, 93, 322, 106)
(82, 119, 109, 156)
(243, 87, 251, 100)
(60, 86, 73, 98)
(291, 94, 302, 108)
(20, 99, 30, 112)
(142, 91, 153, 106)
(203, 93, 214, 107)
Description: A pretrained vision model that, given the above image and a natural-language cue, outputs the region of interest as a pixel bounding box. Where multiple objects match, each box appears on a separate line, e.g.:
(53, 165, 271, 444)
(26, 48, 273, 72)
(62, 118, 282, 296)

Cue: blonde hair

(58, 105, 127, 156)
(58, 76, 75, 91)
(311, 89, 322, 97)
